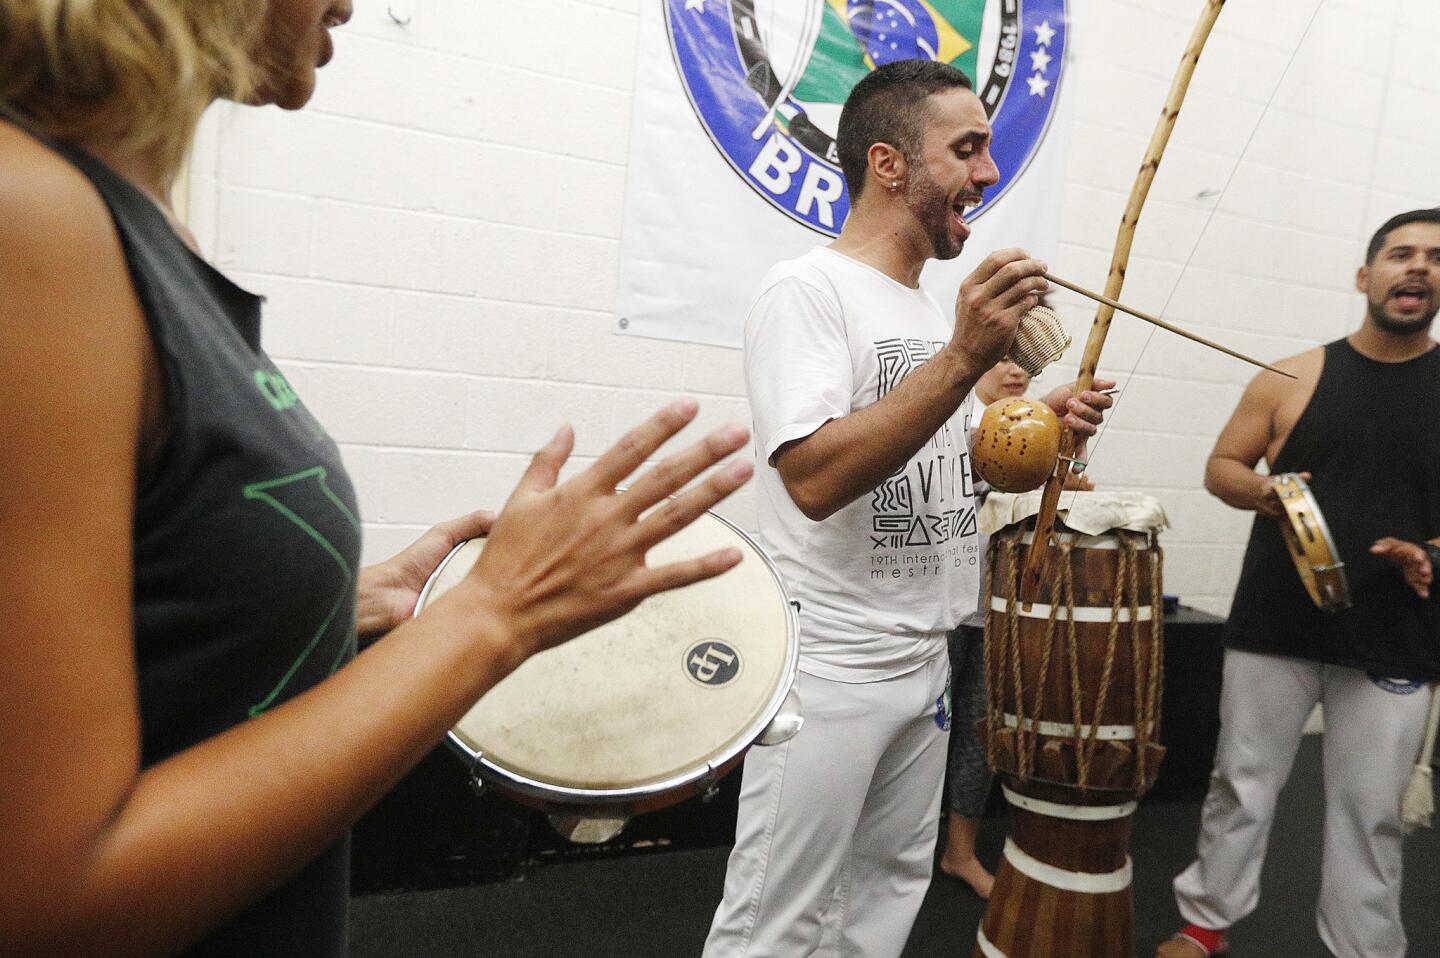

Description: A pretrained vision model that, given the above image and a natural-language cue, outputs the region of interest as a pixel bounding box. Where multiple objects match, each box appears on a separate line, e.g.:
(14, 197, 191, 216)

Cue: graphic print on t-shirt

(869, 338, 978, 572)
(242, 466, 361, 716)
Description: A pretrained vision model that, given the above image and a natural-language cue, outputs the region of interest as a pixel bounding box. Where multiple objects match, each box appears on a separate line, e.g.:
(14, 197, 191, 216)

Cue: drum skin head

(974, 397, 1061, 493)
(422, 513, 794, 793)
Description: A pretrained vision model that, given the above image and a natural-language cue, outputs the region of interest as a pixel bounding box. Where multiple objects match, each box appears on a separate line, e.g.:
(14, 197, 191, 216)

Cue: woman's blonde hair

(0, 0, 267, 184)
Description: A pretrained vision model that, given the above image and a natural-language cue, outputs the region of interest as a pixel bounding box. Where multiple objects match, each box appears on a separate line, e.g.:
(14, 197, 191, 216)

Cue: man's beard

(905, 166, 963, 261)
(1368, 298, 1439, 334)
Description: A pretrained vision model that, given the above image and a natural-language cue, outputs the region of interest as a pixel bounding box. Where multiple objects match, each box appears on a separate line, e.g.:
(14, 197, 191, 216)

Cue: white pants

(702, 656, 950, 958)
(1173, 649, 1432, 958)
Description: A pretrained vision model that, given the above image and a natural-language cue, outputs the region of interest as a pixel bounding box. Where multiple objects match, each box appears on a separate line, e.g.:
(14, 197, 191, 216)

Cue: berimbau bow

(1021, 0, 1228, 590)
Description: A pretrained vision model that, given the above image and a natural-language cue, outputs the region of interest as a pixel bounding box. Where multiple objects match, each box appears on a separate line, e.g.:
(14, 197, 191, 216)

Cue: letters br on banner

(615, 0, 1075, 349)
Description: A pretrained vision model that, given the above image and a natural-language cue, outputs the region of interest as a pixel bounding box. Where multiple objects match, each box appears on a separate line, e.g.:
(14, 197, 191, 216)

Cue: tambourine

(1272, 472, 1351, 613)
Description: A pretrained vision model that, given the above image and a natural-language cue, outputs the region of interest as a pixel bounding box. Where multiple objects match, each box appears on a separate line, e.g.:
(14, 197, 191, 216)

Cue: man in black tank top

(1159, 209, 1440, 958)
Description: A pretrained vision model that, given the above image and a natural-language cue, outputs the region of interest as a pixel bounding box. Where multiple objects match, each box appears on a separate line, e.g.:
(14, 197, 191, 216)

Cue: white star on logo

(1029, 49, 1053, 72)
(1027, 74, 1051, 97)
(1035, 20, 1056, 46)
(685, 0, 705, 11)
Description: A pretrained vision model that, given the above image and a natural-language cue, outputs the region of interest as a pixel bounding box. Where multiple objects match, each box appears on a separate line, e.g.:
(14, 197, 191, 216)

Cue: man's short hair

(837, 59, 974, 203)
(1365, 208, 1440, 264)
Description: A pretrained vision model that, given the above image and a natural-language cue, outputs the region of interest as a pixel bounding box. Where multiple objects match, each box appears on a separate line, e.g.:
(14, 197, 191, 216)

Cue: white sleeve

(744, 275, 853, 466)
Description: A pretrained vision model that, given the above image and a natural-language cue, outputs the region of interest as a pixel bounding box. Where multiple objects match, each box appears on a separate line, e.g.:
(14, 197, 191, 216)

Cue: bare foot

(1156, 936, 1209, 958)
(939, 856, 994, 900)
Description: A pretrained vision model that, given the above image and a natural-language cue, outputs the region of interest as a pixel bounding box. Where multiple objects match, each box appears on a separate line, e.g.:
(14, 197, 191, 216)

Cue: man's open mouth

(1390, 281, 1433, 311)
(951, 195, 982, 239)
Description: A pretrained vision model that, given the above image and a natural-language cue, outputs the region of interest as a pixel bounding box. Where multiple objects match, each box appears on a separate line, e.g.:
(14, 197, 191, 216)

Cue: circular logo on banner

(665, 0, 1068, 236)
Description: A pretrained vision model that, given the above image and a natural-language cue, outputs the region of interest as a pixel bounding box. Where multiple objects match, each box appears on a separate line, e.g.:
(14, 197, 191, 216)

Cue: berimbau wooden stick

(1021, 0, 1228, 595)
(1043, 272, 1296, 380)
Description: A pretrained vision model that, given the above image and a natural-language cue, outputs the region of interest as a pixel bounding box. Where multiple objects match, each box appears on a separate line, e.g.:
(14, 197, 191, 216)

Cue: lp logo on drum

(686, 640, 743, 687)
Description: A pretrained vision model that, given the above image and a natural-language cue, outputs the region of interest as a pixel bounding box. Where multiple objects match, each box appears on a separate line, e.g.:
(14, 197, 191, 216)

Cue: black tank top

(1226, 338, 1440, 680)
(5, 115, 361, 956)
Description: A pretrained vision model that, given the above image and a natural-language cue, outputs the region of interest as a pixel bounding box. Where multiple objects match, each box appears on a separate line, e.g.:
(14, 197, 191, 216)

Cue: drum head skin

(980, 489, 1169, 538)
(420, 513, 795, 795)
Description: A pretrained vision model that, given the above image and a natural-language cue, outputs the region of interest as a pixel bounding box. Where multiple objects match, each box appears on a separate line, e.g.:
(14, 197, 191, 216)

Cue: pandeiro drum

(413, 510, 802, 843)
(1272, 472, 1351, 613)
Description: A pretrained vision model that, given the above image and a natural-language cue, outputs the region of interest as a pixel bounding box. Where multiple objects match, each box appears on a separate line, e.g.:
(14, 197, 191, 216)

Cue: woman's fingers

(623, 547, 747, 601)
(583, 398, 700, 493)
(628, 458, 754, 552)
(434, 509, 496, 542)
(467, 401, 756, 655)
(617, 423, 751, 519)
(515, 425, 575, 495)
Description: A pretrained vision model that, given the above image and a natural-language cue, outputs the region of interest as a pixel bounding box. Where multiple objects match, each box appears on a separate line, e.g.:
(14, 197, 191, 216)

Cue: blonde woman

(0, 3, 752, 956)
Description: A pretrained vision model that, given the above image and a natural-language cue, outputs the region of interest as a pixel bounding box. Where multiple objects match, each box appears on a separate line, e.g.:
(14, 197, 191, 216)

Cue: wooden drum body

(974, 493, 1167, 958)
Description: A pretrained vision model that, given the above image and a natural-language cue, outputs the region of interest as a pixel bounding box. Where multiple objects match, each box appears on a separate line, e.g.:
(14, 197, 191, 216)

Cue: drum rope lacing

(986, 527, 1166, 792)
(1032, 539, 1071, 783)
(1146, 540, 1165, 788)
(1085, 537, 1125, 789)
(981, 531, 996, 766)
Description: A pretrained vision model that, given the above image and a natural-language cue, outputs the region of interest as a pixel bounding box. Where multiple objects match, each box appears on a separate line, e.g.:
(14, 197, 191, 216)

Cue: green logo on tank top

(255, 369, 299, 411)
(243, 466, 360, 716)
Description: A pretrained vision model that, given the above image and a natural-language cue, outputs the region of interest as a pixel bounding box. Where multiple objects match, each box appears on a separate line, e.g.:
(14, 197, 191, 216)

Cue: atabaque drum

(975, 490, 1168, 958)
(413, 510, 802, 843)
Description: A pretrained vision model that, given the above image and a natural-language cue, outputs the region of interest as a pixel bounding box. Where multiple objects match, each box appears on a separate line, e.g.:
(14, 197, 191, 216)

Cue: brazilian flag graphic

(793, 1, 982, 105)
(666, 0, 1068, 236)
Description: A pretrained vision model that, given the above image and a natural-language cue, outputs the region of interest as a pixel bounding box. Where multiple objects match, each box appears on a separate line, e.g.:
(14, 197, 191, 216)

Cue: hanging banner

(616, 0, 1077, 348)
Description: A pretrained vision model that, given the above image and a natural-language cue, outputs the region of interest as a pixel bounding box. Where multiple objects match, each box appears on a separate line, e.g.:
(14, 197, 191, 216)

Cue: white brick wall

(190, 0, 1438, 614)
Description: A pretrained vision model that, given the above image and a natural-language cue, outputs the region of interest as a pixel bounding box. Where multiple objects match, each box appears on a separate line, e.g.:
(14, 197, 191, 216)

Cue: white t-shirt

(745, 246, 982, 681)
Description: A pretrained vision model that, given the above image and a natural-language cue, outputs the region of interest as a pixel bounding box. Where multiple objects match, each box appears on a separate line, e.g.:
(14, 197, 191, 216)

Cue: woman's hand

(453, 399, 754, 658)
(356, 510, 496, 641)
